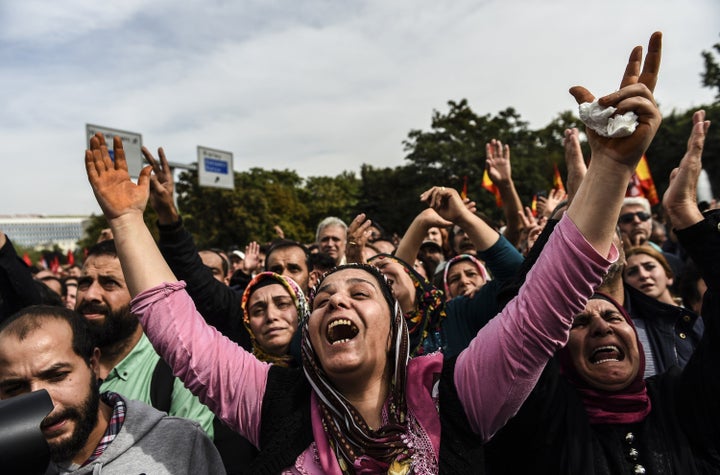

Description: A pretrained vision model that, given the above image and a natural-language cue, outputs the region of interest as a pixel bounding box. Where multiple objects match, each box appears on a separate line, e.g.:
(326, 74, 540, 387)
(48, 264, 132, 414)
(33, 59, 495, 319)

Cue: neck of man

(96, 325, 144, 379)
(71, 400, 113, 466)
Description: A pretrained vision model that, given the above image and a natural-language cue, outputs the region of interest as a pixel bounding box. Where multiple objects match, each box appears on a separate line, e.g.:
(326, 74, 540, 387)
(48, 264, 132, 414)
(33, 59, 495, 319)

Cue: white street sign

(198, 146, 235, 190)
(86, 124, 143, 178)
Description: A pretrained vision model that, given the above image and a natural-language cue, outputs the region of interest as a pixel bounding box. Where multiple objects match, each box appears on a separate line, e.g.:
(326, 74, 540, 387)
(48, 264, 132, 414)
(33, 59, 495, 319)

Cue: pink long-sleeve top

(131, 216, 615, 474)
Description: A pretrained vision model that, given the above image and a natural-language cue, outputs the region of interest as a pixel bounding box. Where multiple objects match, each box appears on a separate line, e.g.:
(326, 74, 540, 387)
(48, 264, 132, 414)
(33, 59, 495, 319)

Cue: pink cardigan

(132, 216, 615, 473)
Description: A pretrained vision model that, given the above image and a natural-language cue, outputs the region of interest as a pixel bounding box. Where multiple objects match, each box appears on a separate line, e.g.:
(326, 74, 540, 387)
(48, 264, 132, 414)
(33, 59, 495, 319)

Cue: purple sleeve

(454, 216, 617, 441)
(131, 281, 268, 447)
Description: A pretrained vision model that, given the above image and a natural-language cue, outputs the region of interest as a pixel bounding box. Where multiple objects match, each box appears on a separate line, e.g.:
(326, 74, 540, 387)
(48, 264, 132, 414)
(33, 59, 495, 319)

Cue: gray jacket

(46, 395, 226, 475)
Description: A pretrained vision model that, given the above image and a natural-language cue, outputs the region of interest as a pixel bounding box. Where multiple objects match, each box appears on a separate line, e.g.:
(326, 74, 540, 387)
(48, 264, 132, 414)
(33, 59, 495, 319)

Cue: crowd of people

(0, 31, 718, 474)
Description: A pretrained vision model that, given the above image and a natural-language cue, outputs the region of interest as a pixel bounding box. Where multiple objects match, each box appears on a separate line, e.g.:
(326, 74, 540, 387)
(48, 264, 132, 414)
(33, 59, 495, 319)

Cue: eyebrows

(316, 277, 377, 295)
(0, 361, 74, 385)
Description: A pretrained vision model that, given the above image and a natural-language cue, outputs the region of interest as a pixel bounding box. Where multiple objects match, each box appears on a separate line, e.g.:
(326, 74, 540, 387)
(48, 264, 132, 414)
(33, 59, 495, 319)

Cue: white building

(0, 215, 91, 251)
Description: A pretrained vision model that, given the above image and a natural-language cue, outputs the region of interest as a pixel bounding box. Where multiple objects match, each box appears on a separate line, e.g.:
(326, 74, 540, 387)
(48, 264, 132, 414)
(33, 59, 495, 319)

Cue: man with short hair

(316, 216, 347, 265)
(199, 249, 230, 285)
(0, 305, 224, 474)
(618, 196, 684, 281)
(76, 240, 214, 437)
(618, 196, 655, 247)
(264, 239, 313, 293)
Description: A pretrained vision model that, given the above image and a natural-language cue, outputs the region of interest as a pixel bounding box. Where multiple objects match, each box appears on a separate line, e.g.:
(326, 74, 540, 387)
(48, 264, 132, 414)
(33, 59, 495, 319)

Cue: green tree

(701, 37, 720, 101)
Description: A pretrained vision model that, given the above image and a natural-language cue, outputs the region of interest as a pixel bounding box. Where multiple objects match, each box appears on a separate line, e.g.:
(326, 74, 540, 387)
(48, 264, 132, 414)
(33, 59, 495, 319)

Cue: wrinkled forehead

(82, 253, 122, 273)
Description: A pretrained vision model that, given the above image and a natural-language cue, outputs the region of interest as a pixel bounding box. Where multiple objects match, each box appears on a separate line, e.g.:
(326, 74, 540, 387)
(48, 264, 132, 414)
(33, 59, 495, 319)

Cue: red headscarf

(557, 292, 651, 424)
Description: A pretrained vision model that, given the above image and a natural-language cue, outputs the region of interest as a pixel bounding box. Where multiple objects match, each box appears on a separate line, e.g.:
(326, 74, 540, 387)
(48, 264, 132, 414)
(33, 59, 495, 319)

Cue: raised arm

(86, 134, 176, 295)
(485, 139, 524, 246)
(566, 32, 662, 253)
(394, 208, 452, 265)
(450, 32, 663, 440)
(419, 186, 502, 253)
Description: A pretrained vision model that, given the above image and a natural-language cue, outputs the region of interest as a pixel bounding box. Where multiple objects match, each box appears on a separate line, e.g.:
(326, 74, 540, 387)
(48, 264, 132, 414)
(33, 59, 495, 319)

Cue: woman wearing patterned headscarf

(240, 272, 308, 367)
(367, 254, 446, 356)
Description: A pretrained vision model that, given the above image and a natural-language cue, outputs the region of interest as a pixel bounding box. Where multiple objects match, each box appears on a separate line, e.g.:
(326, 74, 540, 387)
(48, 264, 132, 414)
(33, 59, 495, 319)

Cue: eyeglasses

(618, 211, 651, 224)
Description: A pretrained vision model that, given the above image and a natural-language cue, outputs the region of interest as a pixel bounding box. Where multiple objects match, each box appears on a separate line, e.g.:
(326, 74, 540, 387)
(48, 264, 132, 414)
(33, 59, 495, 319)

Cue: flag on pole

(67, 250, 75, 266)
(22, 252, 32, 267)
(530, 193, 538, 217)
(626, 155, 659, 205)
(553, 163, 566, 193)
(482, 169, 503, 207)
(50, 256, 60, 274)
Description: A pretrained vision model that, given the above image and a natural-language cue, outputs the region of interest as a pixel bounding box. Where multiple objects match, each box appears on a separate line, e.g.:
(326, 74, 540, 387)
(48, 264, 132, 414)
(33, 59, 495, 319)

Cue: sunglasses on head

(618, 211, 651, 224)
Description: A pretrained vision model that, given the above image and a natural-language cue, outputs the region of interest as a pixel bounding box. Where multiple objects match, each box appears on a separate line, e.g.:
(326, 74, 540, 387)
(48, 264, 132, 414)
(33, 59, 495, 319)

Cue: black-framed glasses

(618, 211, 651, 224)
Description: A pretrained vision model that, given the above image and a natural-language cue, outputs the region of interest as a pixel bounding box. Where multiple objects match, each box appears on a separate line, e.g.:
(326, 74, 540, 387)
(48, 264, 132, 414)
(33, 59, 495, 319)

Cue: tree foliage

(701, 38, 720, 101)
(76, 37, 720, 251)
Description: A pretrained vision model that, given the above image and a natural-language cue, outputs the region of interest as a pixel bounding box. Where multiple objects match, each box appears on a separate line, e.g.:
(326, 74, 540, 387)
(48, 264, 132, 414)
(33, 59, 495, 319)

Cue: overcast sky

(1, 0, 718, 216)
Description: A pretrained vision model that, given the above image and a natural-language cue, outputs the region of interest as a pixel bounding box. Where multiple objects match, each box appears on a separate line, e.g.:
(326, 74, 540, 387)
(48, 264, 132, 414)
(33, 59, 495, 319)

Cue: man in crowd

(0, 305, 223, 474)
(316, 216, 347, 265)
(75, 240, 214, 436)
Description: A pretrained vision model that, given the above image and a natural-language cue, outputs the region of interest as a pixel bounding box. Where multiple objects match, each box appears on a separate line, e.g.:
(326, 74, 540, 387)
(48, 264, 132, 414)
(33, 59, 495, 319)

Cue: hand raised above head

(85, 133, 152, 221)
(420, 186, 469, 224)
(144, 145, 177, 222)
(570, 32, 662, 170)
(663, 110, 711, 229)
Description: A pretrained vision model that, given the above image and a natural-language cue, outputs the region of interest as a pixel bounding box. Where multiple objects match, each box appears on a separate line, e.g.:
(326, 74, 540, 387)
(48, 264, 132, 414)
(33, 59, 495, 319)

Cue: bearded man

(0, 305, 223, 474)
(75, 240, 214, 436)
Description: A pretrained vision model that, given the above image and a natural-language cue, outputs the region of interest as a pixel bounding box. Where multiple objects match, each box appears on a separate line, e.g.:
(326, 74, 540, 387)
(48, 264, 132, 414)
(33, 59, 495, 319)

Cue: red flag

(553, 163, 566, 193)
(67, 250, 75, 266)
(530, 194, 538, 217)
(461, 176, 468, 200)
(22, 252, 32, 267)
(482, 169, 503, 207)
(50, 256, 60, 273)
(626, 155, 659, 205)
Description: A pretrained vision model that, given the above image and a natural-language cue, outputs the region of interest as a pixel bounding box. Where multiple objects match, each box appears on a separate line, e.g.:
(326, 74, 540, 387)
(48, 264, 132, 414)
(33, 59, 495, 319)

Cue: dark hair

(0, 305, 96, 365)
(265, 239, 311, 271)
(33, 281, 64, 307)
(206, 248, 230, 276)
(86, 239, 118, 259)
(308, 251, 335, 274)
(678, 259, 704, 309)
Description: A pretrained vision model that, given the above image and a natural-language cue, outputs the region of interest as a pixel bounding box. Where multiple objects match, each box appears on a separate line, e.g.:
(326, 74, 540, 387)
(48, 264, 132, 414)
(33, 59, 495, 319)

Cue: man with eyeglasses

(618, 196, 684, 288)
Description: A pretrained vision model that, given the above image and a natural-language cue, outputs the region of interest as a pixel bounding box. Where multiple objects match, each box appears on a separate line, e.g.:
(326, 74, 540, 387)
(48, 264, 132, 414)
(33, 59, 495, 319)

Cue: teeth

(590, 345, 622, 364)
(332, 338, 351, 345)
(329, 319, 352, 330)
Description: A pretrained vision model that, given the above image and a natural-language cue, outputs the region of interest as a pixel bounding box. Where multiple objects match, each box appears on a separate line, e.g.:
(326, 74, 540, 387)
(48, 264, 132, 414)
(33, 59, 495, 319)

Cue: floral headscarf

(367, 253, 446, 356)
(442, 254, 490, 298)
(240, 272, 308, 367)
(301, 263, 412, 474)
(557, 292, 651, 425)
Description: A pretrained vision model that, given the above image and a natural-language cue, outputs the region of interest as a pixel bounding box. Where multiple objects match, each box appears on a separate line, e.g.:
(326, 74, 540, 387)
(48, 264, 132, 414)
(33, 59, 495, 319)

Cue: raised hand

(242, 241, 260, 274)
(563, 127, 587, 203)
(346, 213, 373, 263)
(486, 139, 513, 185)
(663, 110, 711, 229)
(144, 146, 178, 224)
(420, 186, 470, 224)
(85, 133, 152, 221)
(569, 32, 662, 170)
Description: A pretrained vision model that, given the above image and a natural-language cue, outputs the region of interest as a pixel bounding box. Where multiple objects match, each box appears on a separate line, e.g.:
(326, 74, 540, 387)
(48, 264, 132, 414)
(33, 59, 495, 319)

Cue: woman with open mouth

(486, 110, 717, 474)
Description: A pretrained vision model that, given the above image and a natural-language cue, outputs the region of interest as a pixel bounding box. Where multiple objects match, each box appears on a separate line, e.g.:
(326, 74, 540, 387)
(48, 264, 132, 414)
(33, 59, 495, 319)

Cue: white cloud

(0, 0, 718, 215)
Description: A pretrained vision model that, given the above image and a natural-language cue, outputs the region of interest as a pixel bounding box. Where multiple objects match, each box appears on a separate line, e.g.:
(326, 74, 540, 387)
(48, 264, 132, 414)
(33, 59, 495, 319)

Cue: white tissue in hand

(578, 101, 638, 138)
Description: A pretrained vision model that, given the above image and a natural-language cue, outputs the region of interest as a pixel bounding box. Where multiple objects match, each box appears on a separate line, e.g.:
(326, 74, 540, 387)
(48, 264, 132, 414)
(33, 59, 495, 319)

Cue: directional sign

(198, 146, 235, 190)
(86, 124, 143, 178)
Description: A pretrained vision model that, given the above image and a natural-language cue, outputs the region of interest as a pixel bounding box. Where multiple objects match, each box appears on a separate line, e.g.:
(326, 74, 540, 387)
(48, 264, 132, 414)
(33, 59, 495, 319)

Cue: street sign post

(197, 146, 235, 190)
(86, 124, 143, 178)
